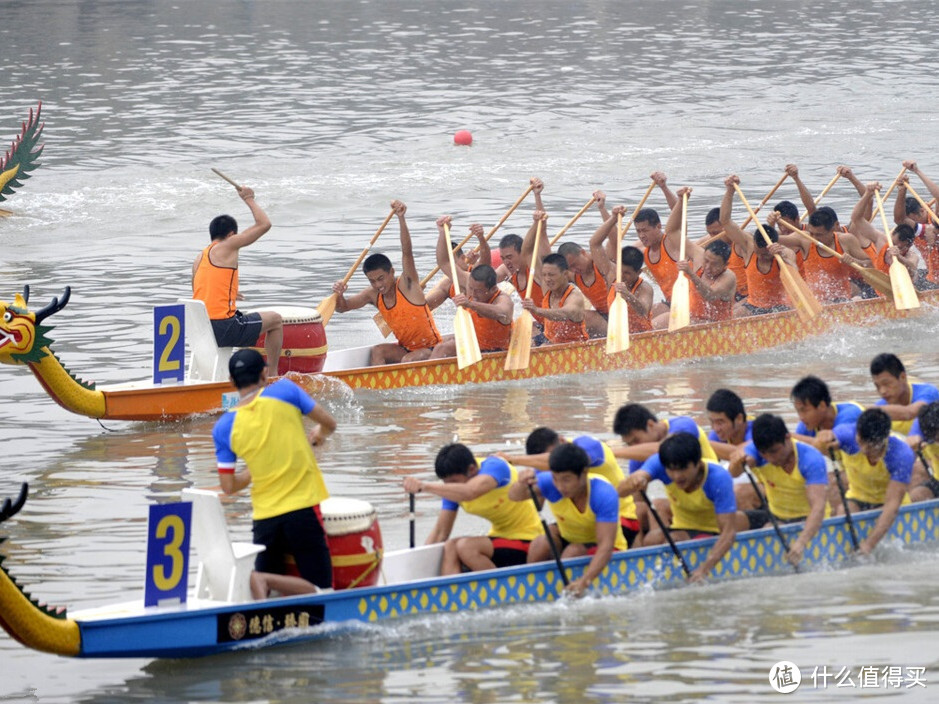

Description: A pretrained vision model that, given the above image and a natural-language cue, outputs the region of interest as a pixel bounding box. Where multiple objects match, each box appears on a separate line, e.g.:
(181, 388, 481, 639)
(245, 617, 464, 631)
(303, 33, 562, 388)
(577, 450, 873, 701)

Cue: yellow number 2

(158, 315, 181, 372)
(153, 514, 185, 591)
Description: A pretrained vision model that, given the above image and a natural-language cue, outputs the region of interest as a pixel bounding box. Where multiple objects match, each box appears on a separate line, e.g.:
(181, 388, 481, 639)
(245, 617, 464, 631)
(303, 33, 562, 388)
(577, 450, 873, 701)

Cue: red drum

(320, 497, 383, 590)
(252, 306, 328, 375)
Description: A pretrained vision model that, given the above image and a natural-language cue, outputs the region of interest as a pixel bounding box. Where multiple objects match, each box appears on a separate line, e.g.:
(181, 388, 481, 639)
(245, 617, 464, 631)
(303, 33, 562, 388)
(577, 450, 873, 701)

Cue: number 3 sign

(144, 502, 192, 607)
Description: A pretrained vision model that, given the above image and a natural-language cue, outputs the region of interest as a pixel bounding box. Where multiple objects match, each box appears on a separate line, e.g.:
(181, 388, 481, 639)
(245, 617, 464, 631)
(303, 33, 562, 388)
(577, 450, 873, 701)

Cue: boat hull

(58, 499, 939, 658)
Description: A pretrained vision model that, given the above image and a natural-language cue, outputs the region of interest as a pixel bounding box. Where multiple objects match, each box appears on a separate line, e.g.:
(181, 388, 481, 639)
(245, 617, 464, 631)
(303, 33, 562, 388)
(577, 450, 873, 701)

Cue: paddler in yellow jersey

(192, 184, 283, 377)
(618, 432, 741, 583)
(907, 402, 939, 502)
(825, 408, 914, 555)
(728, 414, 830, 566)
(404, 443, 543, 574)
(331, 200, 443, 365)
(508, 443, 626, 597)
(498, 427, 642, 547)
(869, 353, 939, 435)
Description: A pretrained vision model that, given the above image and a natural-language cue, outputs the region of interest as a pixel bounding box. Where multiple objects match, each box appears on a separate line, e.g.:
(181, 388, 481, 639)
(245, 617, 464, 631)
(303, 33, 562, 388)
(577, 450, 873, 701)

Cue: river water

(2, 0, 939, 701)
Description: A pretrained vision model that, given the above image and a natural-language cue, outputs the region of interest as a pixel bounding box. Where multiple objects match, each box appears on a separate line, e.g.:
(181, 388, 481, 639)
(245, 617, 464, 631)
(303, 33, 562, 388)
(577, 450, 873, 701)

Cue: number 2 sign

(153, 303, 186, 384)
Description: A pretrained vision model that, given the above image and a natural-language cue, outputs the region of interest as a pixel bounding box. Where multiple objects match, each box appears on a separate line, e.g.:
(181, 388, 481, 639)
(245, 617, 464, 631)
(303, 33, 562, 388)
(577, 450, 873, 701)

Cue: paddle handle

(776, 217, 849, 263)
(524, 221, 543, 299)
(409, 492, 416, 549)
(640, 489, 691, 576)
(828, 449, 860, 551)
(211, 168, 241, 190)
(615, 212, 624, 285)
(340, 209, 396, 287)
(678, 191, 688, 261)
(528, 484, 569, 587)
(615, 180, 658, 243)
(733, 183, 775, 249)
(443, 222, 462, 296)
(738, 172, 789, 230)
(798, 172, 841, 223)
(547, 196, 597, 247)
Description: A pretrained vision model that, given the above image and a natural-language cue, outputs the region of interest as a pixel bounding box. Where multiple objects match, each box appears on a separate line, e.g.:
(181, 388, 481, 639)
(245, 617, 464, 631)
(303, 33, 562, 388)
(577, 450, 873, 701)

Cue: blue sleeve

(707, 429, 720, 443)
(628, 459, 643, 474)
(833, 423, 859, 454)
(833, 403, 863, 427)
(638, 454, 670, 484)
(441, 498, 459, 511)
(794, 420, 811, 436)
(796, 443, 828, 485)
(479, 456, 511, 489)
(668, 416, 701, 438)
(263, 379, 315, 415)
(913, 384, 939, 404)
(536, 471, 562, 503)
(588, 478, 621, 523)
(703, 464, 737, 514)
(884, 438, 914, 484)
(910, 418, 922, 437)
(743, 441, 766, 467)
(212, 413, 237, 466)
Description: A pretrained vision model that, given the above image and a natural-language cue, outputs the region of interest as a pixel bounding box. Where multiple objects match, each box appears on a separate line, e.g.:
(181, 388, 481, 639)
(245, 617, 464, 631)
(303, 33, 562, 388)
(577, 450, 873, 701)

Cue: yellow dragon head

(0, 286, 70, 365)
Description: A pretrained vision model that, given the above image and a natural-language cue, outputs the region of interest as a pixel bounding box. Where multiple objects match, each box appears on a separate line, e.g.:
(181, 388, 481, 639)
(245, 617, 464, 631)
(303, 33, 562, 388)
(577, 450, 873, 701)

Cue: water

(2, 0, 939, 701)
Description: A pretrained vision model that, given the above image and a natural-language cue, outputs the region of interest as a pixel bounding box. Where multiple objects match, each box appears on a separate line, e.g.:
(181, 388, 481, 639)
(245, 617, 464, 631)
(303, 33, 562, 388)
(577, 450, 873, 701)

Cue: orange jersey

(575, 262, 610, 314)
(872, 244, 890, 275)
(797, 233, 851, 301)
(644, 243, 680, 302)
(745, 254, 789, 309)
(727, 244, 748, 297)
(512, 268, 545, 324)
(193, 242, 237, 320)
(914, 223, 939, 284)
(542, 285, 588, 343)
(689, 268, 732, 322)
(471, 291, 512, 351)
(606, 277, 653, 333)
(378, 278, 443, 352)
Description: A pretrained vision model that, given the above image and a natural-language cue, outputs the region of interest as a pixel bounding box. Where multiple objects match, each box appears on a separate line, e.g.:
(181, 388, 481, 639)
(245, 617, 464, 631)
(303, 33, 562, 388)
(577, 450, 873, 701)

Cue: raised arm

(894, 176, 915, 226)
(594, 189, 610, 223)
(837, 165, 867, 197)
(849, 182, 885, 246)
(589, 204, 621, 281)
(651, 171, 677, 209)
(719, 175, 754, 256)
(214, 187, 273, 259)
(393, 200, 424, 299)
(435, 215, 455, 280)
(905, 160, 939, 202)
(785, 164, 816, 216)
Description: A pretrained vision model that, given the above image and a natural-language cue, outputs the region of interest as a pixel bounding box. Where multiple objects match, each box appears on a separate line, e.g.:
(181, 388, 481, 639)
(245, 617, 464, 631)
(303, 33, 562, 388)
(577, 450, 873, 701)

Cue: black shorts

(253, 505, 332, 589)
(918, 475, 939, 499)
(212, 310, 263, 347)
(490, 537, 530, 568)
(621, 517, 641, 548)
(742, 302, 791, 316)
(734, 292, 746, 302)
(745, 509, 806, 530)
(849, 499, 883, 512)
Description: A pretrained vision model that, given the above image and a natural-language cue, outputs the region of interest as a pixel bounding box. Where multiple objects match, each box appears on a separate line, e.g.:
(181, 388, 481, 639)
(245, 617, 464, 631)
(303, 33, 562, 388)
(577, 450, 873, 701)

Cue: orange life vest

(914, 223, 939, 284)
(542, 285, 588, 343)
(377, 278, 443, 352)
(727, 244, 748, 297)
(512, 268, 545, 324)
(192, 242, 237, 320)
(575, 262, 610, 314)
(689, 268, 733, 322)
(797, 233, 851, 301)
(606, 277, 653, 333)
(644, 243, 680, 303)
(745, 254, 789, 309)
(471, 291, 512, 351)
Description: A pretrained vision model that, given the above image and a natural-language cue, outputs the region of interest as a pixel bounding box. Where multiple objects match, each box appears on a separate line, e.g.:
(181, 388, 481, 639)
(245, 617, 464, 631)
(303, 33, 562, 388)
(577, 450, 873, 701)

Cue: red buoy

(453, 130, 473, 146)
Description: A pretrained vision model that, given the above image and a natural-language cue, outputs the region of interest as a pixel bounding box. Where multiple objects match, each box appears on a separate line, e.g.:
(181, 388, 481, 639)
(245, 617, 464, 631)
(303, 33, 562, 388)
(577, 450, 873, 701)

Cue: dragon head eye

(2, 312, 12, 323)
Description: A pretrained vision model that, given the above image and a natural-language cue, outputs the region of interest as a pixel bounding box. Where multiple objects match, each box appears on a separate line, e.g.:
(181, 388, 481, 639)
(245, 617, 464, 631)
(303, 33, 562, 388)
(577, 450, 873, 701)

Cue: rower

(667, 240, 736, 327)
(695, 205, 748, 302)
(558, 240, 610, 337)
(870, 352, 939, 435)
(213, 349, 337, 590)
(192, 185, 283, 378)
(592, 204, 654, 332)
(704, 388, 761, 512)
(613, 402, 719, 464)
(895, 167, 939, 289)
(508, 443, 626, 597)
(522, 251, 588, 345)
(719, 175, 797, 316)
(790, 375, 864, 449)
(728, 414, 830, 566)
(825, 409, 914, 555)
(425, 218, 491, 312)
(618, 432, 741, 583)
(849, 183, 914, 284)
(404, 444, 543, 575)
(331, 200, 443, 365)
(907, 402, 939, 502)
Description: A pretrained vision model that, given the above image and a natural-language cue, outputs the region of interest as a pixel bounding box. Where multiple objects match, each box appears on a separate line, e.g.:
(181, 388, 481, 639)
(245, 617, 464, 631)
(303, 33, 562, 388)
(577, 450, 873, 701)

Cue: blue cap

(573, 436, 605, 467)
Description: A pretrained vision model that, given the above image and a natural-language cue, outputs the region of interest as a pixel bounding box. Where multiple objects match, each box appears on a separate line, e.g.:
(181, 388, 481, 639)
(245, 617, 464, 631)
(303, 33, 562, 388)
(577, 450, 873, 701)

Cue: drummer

(331, 200, 443, 365)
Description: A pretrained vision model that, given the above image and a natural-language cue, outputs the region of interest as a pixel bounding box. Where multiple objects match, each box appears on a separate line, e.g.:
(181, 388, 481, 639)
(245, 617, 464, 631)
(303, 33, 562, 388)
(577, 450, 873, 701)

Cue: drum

(252, 306, 328, 375)
(320, 496, 383, 590)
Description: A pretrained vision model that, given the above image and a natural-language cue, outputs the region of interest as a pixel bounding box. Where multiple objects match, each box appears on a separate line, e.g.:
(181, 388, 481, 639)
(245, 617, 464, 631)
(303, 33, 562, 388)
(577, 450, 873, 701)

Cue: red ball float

(453, 130, 473, 146)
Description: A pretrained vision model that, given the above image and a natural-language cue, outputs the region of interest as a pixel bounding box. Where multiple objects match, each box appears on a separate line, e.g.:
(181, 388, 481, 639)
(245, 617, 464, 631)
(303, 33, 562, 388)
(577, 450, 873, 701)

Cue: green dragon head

(0, 286, 69, 365)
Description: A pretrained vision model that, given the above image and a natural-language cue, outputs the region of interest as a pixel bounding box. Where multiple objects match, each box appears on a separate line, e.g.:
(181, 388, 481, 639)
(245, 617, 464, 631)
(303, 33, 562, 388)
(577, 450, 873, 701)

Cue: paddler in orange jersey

(849, 187, 918, 284)
(662, 240, 736, 327)
(718, 175, 796, 316)
(192, 184, 284, 378)
(424, 218, 493, 312)
(404, 443, 543, 575)
(694, 206, 749, 302)
(522, 243, 589, 345)
(590, 204, 653, 333)
(894, 167, 939, 289)
(508, 443, 626, 597)
(635, 180, 704, 319)
(331, 200, 442, 365)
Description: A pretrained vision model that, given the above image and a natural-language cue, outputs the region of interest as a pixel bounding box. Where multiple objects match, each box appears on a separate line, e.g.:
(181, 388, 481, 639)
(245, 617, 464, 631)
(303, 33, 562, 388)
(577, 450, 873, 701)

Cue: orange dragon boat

(0, 284, 932, 421)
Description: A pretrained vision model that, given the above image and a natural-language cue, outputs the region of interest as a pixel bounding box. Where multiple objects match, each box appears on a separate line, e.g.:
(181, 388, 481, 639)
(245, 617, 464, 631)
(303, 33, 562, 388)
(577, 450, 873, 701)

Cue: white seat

(178, 298, 232, 382)
(181, 488, 264, 603)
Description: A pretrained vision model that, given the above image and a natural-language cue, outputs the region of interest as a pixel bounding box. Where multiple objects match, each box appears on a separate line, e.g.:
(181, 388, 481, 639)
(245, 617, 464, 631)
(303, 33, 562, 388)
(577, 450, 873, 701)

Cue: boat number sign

(153, 304, 186, 384)
(144, 501, 192, 607)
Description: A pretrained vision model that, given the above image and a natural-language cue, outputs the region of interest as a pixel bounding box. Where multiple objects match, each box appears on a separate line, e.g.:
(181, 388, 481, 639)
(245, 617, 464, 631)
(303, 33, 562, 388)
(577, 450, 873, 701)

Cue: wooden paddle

(211, 168, 242, 189)
(640, 490, 691, 577)
(743, 469, 798, 573)
(699, 173, 790, 248)
(528, 484, 569, 588)
(774, 217, 894, 300)
(409, 492, 416, 549)
(444, 222, 483, 369)
(504, 220, 543, 371)
(606, 212, 630, 354)
(547, 196, 598, 247)
(609, 180, 657, 244)
(875, 188, 920, 310)
(868, 166, 908, 223)
(318, 209, 395, 325)
(798, 172, 841, 223)
(829, 449, 859, 551)
(733, 183, 822, 322)
(667, 191, 691, 332)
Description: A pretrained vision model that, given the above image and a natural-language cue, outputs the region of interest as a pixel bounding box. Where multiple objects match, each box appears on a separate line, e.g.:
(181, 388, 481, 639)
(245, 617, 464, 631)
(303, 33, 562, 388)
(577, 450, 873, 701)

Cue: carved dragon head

(0, 286, 70, 365)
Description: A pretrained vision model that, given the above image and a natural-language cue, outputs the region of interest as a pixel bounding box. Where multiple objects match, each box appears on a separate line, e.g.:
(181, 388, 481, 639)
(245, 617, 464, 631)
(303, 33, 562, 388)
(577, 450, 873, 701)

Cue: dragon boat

(0, 284, 934, 422)
(1, 483, 937, 659)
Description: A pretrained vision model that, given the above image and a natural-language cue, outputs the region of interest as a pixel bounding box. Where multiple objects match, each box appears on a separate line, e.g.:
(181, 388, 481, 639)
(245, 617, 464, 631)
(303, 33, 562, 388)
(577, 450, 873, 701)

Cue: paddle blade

(606, 295, 630, 354)
(317, 293, 338, 325)
(777, 259, 822, 322)
(373, 311, 393, 338)
(454, 307, 482, 369)
(504, 312, 534, 371)
(667, 275, 691, 332)
(889, 259, 920, 310)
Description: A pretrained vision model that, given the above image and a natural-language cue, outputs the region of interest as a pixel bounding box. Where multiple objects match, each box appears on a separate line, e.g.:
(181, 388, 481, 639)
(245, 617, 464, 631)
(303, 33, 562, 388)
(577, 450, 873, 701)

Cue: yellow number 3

(153, 514, 185, 590)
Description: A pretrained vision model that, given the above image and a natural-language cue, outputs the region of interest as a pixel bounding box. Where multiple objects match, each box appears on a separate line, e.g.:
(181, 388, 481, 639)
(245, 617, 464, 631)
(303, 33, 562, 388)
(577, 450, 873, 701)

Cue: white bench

(181, 488, 264, 603)
(178, 298, 232, 382)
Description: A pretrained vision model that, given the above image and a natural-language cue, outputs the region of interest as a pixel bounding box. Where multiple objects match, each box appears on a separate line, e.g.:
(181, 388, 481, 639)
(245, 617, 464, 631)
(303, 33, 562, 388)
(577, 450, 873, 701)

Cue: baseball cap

(573, 436, 605, 467)
(229, 348, 266, 384)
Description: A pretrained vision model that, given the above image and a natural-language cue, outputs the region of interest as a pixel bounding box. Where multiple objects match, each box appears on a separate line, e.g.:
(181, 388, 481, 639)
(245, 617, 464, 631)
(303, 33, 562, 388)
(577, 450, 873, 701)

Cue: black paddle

(408, 492, 416, 549)
(640, 489, 691, 577)
(528, 484, 569, 588)
(743, 469, 798, 572)
(829, 449, 859, 551)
